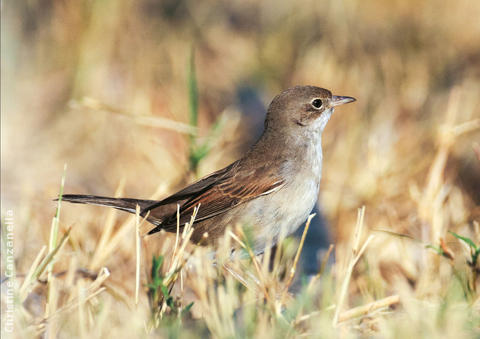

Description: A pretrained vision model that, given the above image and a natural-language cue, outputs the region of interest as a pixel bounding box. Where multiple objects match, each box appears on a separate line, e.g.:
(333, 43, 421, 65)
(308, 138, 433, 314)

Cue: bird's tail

(60, 194, 162, 226)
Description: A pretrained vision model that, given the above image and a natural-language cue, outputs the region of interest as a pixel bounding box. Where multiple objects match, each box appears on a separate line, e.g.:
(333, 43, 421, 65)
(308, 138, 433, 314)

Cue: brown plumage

(61, 86, 355, 253)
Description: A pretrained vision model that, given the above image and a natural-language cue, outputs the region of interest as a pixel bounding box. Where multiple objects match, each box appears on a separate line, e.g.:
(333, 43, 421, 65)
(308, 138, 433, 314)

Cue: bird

(61, 86, 355, 254)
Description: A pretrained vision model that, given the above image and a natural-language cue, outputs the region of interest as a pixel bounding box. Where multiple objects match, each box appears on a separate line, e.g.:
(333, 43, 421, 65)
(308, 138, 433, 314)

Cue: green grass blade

(188, 47, 198, 135)
(449, 231, 477, 250)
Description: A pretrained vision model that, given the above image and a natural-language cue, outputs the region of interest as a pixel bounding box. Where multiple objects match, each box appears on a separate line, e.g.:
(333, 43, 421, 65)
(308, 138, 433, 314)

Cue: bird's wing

(149, 161, 240, 207)
(145, 161, 285, 234)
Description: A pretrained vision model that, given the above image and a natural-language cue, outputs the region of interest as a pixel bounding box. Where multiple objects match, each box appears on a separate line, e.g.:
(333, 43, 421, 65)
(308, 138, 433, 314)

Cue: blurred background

(2, 0, 480, 336)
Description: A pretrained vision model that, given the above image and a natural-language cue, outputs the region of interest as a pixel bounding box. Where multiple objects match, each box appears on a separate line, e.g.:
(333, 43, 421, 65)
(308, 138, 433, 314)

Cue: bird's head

(265, 86, 356, 133)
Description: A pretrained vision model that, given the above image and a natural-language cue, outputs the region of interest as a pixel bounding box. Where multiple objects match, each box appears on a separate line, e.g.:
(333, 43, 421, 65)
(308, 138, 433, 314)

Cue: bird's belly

(237, 177, 320, 254)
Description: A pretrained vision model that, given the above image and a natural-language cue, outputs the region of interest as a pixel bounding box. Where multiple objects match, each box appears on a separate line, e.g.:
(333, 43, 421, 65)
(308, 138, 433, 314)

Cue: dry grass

(2, 0, 480, 337)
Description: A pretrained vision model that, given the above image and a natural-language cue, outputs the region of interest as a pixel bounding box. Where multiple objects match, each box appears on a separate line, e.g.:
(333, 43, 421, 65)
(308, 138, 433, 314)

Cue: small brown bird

(62, 86, 355, 254)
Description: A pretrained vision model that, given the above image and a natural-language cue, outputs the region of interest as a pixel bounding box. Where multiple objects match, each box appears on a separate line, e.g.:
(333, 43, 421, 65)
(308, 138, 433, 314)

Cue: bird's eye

(311, 99, 323, 109)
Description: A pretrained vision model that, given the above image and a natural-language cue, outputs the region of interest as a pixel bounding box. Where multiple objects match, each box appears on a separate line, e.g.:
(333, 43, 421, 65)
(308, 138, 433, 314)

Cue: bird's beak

(331, 95, 356, 107)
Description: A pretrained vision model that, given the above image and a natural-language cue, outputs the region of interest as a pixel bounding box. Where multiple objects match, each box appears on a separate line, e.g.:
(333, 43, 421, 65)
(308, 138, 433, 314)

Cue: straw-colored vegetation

(2, 0, 480, 338)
